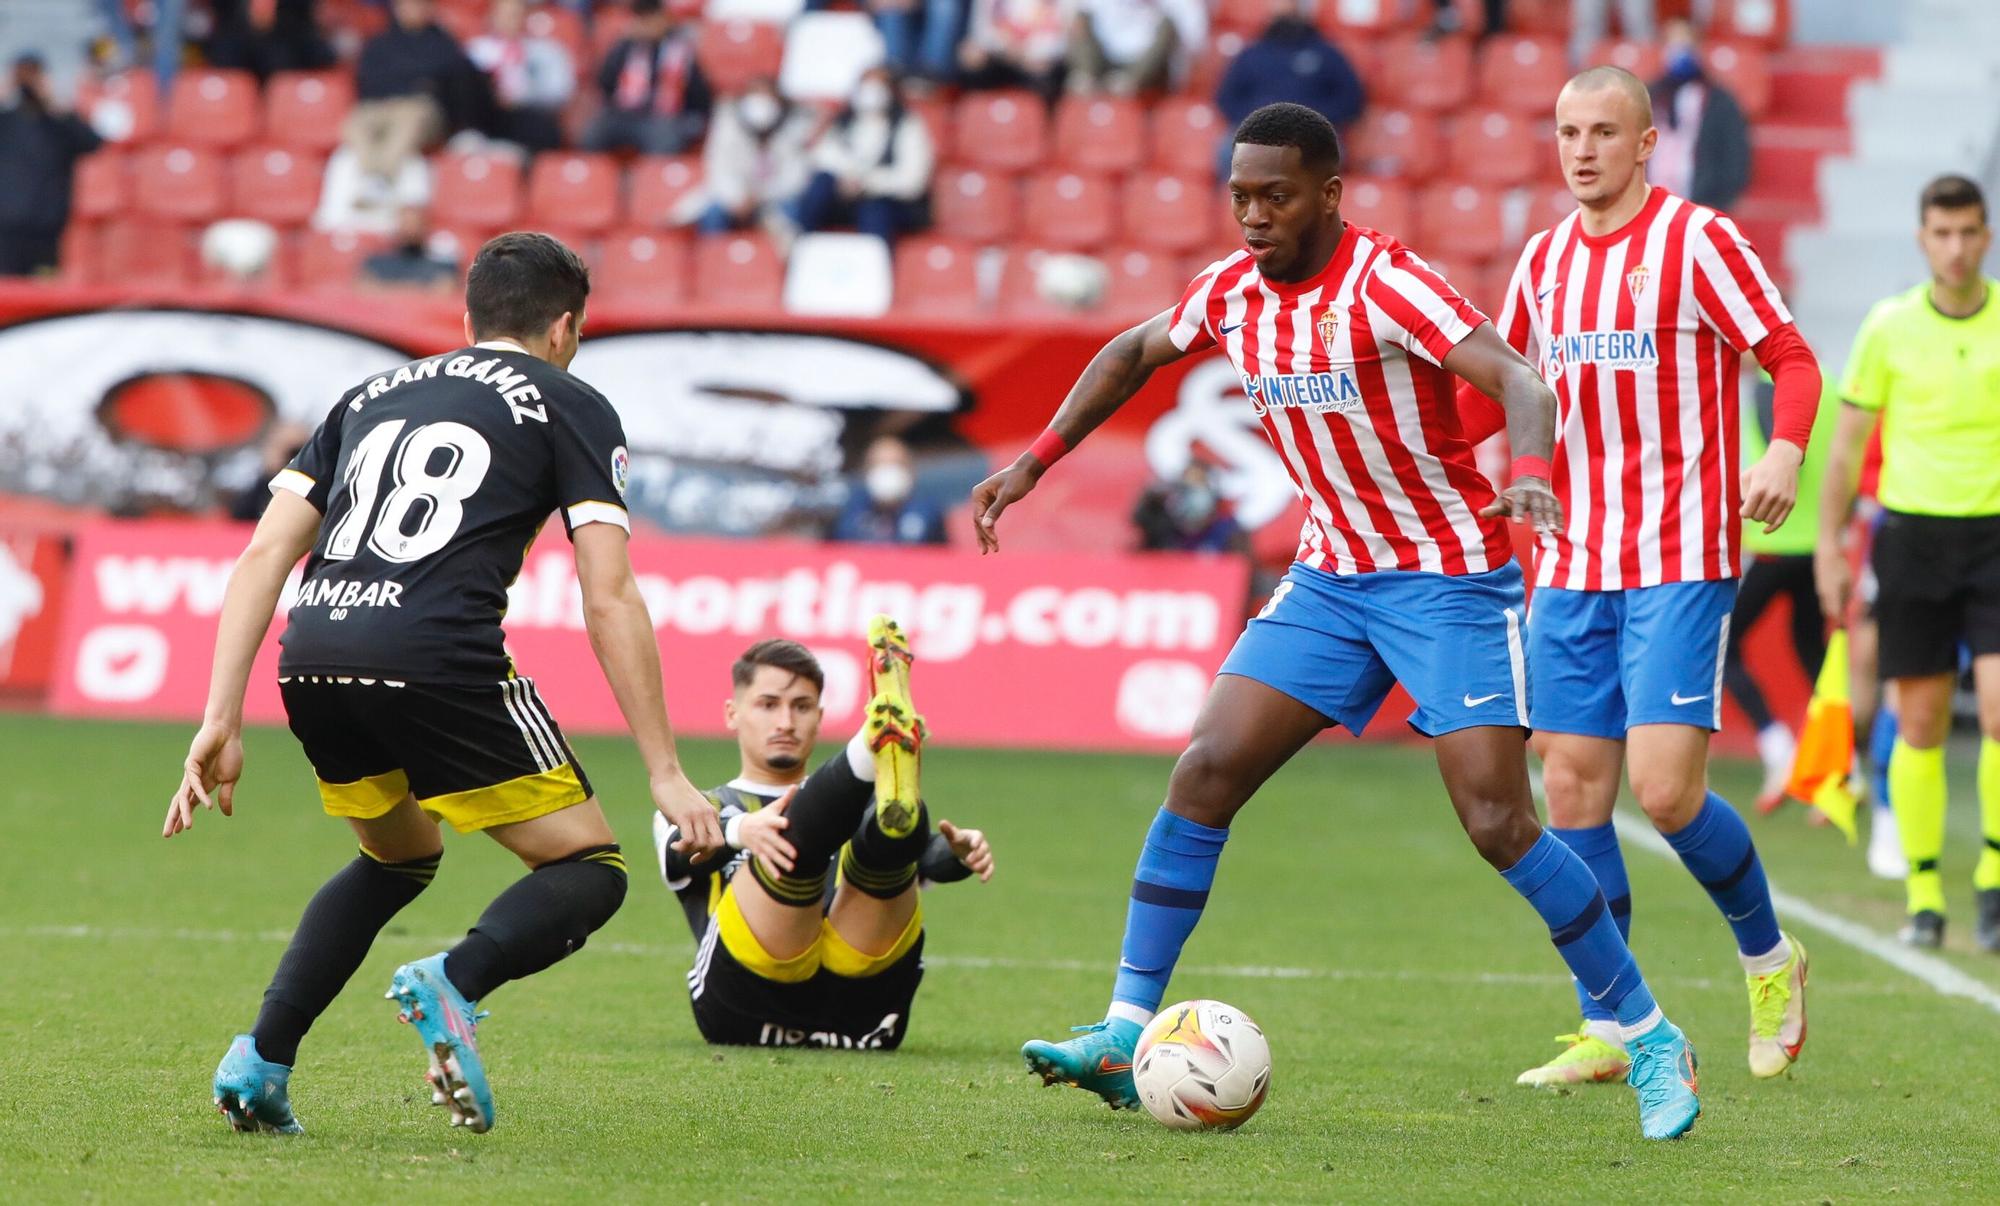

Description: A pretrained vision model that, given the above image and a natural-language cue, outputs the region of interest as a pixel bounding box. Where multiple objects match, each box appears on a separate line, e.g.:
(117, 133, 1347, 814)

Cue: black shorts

(1870, 510, 2000, 678)
(280, 674, 593, 833)
(686, 910, 925, 1050)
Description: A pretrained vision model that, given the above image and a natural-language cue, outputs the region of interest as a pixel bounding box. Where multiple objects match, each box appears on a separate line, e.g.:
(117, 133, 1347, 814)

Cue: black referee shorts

(1870, 510, 2000, 679)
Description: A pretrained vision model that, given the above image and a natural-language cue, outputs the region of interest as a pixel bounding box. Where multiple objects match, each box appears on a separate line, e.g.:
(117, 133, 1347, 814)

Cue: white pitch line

(1611, 813, 2000, 1016)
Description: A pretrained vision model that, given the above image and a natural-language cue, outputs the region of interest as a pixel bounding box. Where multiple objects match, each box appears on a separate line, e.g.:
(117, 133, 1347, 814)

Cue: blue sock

(1501, 831, 1657, 1030)
(1108, 808, 1229, 1022)
(1870, 708, 1898, 811)
(1550, 824, 1631, 1023)
(1665, 792, 1783, 956)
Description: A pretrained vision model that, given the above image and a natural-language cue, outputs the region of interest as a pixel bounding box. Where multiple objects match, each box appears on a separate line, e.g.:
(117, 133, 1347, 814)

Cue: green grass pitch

(4, 711, 1999, 1202)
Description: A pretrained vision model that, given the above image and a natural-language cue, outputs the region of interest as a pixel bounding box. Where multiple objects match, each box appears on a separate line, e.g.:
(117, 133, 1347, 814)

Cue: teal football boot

(213, 1034, 304, 1134)
(385, 953, 495, 1133)
(1626, 1018, 1701, 1140)
(1022, 1018, 1142, 1110)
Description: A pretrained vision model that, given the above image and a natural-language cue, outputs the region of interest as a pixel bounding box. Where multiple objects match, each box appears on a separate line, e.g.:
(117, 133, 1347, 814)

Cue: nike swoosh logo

(1670, 691, 1710, 706)
(1219, 321, 1245, 335)
(1096, 1056, 1132, 1074)
(1536, 287, 1557, 301)
(1725, 908, 1756, 922)
(1464, 692, 1504, 707)
(1586, 973, 1620, 1002)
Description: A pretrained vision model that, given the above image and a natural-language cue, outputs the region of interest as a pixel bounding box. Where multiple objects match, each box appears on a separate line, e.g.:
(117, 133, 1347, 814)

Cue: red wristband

(1028, 428, 1070, 470)
(1511, 455, 1552, 481)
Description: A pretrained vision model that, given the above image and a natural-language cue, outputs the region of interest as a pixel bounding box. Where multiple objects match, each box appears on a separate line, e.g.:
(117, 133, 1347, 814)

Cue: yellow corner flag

(1786, 629, 1858, 843)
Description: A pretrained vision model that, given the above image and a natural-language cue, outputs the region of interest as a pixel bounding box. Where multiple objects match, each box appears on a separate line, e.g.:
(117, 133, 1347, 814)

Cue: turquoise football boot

(1626, 1018, 1701, 1140)
(1022, 1019, 1142, 1110)
(213, 1034, 304, 1134)
(385, 953, 495, 1133)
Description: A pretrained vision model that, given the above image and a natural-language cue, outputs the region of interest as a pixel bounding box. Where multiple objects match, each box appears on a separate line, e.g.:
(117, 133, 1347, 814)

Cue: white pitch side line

(1611, 813, 2000, 1016)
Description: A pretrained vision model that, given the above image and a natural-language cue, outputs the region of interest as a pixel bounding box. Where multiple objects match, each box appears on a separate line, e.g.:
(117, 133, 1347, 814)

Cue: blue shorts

(1221, 561, 1529, 738)
(1526, 580, 1737, 738)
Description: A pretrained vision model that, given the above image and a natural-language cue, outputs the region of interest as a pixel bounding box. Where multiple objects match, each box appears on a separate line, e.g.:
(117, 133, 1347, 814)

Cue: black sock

(752, 751, 875, 907)
(840, 802, 931, 899)
(444, 845, 627, 1001)
(251, 848, 440, 1067)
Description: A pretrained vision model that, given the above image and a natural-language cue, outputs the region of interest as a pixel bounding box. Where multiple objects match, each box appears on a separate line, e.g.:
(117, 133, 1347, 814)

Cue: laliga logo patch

(1625, 264, 1651, 305)
(611, 445, 630, 498)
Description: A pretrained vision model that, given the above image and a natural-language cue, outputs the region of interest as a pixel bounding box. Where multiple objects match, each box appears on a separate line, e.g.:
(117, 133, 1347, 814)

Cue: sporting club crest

(1625, 264, 1651, 304)
(1317, 309, 1341, 360)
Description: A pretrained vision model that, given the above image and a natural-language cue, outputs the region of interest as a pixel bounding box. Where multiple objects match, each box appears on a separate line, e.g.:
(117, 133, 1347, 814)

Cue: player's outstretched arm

(163, 490, 322, 838)
(572, 523, 725, 856)
(1443, 323, 1564, 534)
(1812, 401, 1879, 624)
(970, 310, 1189, 553)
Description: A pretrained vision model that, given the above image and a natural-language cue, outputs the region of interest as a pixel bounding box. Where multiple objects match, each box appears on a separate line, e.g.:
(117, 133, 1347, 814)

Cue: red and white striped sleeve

(1689, 212, 1793, 353)
(1490, 235, 1543, 363)
(1363, 251, 1488, 367)
(1166, 260, 1225, 352)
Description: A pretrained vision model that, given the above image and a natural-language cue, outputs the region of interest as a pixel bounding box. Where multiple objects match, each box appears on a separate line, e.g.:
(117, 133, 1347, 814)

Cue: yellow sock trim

(1977, 738, 2000, 892)
(1891, 738, 1949, 914)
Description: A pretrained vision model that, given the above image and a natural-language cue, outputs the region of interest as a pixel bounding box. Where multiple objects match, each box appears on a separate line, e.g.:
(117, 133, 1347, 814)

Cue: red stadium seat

(77, 70, 159, 143)
(998, 248, 1086, 321)
(1527, 184, 1576, 235)
(60, 220, 101, 282)
(1462, 260, 1519, 320)
(1709, 0, 1791, 48)
(266, 71, 354, 151)
(1213, 0, 1273, 35)
(626, 155, 704, 226)
(298, 229, 390, 290)
(199, 233, 300, 289)
(1185, 31, 1248, 101)
(168, 69, 261, 146)
(1102, 246, 1187, 319)
(1705, 41, 1772, 118)
(904, 94, 954, 163)
(693, 232, 784, 310)
(1119, 172, 1218, 254)
(1023, 170, 1119, 252)
(527, 153, 621, 234)
(892, 236, 984, 317)
(98, 219, 196, 288)
(1505, 0, 1571, 36)
(1476, 35, 1568, 115)
(1053, 96, 1147, 173)
(430, 152, 525, 229)
(931, 167, 1021, 243)
(1318, 0, 1420, 35)
(597, 228, 692, 305)
(696, 21, 785, 95)
(133, 145, 228, 221)
(1417, 183, 1506, 262)
(1585, 39, 1662, 78)
(1377, 35, 1475, 111)
(1345, 107, 1444, 181)
(1445, 107, 1546, 187)
(953, 90, 1048, 172)
(228, 147, 325, 225)
(1340, 179, 1414, 240)
(72, 150, 132, 221)
(1149, 98, 1227, 177)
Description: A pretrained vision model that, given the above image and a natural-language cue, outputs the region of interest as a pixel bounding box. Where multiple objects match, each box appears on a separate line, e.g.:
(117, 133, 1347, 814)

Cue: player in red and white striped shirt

(1460, 67, 1822, 1090)
(975, 102, 1702, 1141)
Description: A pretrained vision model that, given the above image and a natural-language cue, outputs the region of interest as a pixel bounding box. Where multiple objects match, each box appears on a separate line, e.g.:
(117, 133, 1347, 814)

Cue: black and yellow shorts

(1871, 511, 2000, 678)
(279, 674, 593, 833)
(685, 886, 925, 1049)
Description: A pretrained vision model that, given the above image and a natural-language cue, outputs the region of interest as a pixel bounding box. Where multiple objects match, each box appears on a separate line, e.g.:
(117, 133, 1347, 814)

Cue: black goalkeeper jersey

(273, 343, 630, 684)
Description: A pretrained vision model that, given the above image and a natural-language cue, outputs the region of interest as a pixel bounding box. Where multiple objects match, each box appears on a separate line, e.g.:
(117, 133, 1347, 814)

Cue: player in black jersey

(162, 233, 724, 1135)
(655, 623, 995, 1049)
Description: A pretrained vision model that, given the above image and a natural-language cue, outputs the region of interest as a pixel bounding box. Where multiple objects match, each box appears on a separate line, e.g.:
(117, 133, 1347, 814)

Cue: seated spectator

(789, 69, 934, 247)
(1650, 16, 1751, 211)
(359, 206, 460, 291)
(673, 79, 814, 241)
(1572, 0, 1652, 67)
(583, 0, 710, 156)
(0, 54, 101, 277)
(346, 0, 487, 187)
(466, 0, 576, 154)
(830, 436, 947, 545)
(1132, 461, 1246, 554)
(1215, 0, 1363, 175)
(1068, 0, 1205, 96)
(961, 0, 1073, 96)
(312, 143, 431, 234)
(871, 0, 967, 85)
(205, 0, 336, 81)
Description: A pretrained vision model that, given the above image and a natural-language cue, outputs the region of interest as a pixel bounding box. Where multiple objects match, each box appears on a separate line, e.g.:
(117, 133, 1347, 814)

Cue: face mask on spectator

(740, 92, 781, 132)
(854, 80, 892, 114)
(1664, 47, 1701, 82)
(866, 462, 914, 506)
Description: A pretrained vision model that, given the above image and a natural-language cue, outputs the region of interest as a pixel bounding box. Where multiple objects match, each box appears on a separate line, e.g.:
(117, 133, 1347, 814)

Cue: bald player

(1461, 67, 1824, 1088)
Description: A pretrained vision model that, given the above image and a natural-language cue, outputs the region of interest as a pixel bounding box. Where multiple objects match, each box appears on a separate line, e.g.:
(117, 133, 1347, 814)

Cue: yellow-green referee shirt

(1840, 278, 2000, 516)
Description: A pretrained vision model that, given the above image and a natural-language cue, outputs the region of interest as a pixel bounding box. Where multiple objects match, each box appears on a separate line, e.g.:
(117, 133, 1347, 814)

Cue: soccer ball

(1133, 999, 1272, 1131)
